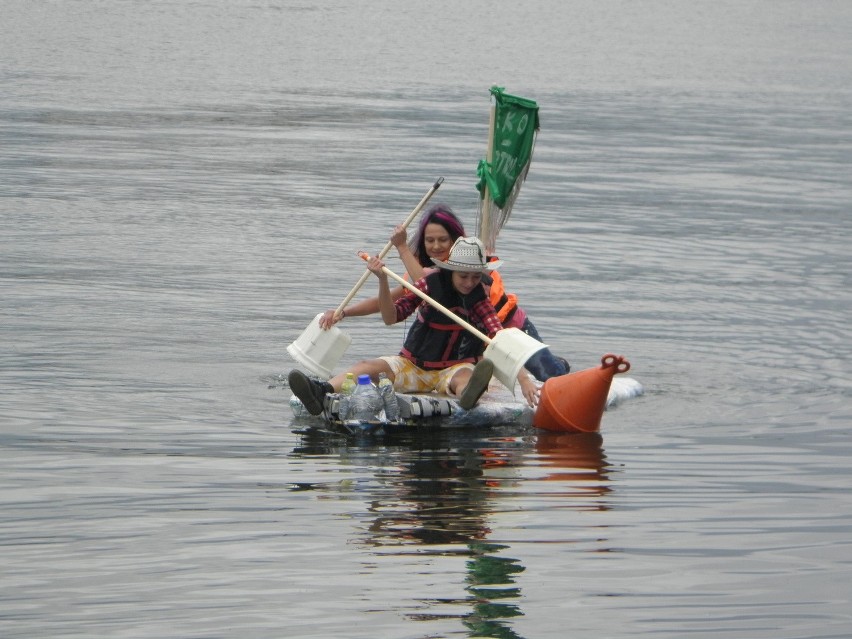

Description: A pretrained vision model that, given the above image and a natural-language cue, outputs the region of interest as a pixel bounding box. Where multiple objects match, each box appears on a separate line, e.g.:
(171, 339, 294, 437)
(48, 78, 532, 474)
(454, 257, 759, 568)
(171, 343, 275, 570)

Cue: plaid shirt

(394, 277, 503, 338)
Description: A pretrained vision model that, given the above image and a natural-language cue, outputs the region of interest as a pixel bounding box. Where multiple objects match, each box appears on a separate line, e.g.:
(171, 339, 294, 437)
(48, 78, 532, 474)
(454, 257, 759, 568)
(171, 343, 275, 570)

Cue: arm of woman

(366, 256, 397, 325)
(318, 284, 406, 329)
(391, 224, 426, 281)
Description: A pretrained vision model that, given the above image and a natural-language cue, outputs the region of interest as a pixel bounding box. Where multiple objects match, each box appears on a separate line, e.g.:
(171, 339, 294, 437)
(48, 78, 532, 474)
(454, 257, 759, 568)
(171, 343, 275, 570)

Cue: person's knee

(349, 359, 390, 378)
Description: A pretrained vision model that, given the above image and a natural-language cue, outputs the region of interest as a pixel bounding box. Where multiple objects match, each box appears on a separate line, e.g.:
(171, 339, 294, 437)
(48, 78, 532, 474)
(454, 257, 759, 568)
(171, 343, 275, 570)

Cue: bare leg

(455, 360, 495, 410)
(329, 358, 394, 391)
(447, 367, 472, 397)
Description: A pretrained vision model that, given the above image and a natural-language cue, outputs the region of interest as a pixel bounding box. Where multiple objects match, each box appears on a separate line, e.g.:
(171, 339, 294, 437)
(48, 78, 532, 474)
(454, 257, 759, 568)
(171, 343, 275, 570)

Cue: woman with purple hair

(319, 204, 570, 381)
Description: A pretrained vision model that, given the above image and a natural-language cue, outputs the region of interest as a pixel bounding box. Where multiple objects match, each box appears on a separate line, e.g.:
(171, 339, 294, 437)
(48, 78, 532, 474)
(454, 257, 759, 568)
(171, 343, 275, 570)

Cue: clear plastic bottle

(289, 395, 305, 417)
(338, 372, 357, 420)
(377, 372, 399, 422)
(350, 374, 382, 421)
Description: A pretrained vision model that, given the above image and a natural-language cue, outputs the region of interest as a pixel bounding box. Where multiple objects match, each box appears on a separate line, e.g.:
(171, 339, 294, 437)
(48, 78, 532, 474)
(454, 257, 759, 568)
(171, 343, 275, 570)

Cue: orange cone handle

(533, 354, 631, 433)
(601, 353, 630, 375)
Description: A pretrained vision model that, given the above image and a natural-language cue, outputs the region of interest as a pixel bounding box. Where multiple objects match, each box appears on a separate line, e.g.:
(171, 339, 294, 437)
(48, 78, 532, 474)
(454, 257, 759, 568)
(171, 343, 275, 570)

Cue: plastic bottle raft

(288, 354, 643, 436)
(290, 387, 532, 435)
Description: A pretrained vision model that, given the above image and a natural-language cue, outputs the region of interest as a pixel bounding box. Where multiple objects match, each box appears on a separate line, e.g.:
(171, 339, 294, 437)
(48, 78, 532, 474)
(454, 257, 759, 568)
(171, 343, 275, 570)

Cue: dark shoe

(288, 370, 330, 416)
(459, 359, 494, 410)
(557, 356, 571, 375)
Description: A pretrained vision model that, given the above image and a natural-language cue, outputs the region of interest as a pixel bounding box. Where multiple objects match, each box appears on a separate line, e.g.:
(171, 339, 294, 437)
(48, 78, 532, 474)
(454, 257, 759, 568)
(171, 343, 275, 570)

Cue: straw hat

(431, 237, 502, 272)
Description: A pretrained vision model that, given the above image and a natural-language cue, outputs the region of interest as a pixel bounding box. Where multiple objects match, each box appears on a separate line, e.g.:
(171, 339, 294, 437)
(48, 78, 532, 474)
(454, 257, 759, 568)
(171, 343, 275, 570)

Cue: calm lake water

(2, 1, 851, 637)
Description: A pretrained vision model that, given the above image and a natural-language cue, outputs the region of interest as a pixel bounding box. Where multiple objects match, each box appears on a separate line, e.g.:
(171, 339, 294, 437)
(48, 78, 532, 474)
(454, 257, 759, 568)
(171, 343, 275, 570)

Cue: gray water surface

(2, 1, 851, 637)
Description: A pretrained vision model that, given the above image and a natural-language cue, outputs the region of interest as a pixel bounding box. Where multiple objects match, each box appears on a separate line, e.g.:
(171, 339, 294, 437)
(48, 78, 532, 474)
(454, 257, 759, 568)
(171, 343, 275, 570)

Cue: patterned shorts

(379, 356, 473, 396)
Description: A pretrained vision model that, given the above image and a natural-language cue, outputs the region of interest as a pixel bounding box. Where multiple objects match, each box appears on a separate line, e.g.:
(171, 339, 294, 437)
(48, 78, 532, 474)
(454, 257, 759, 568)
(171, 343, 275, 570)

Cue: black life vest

(400, 270, 489, 369)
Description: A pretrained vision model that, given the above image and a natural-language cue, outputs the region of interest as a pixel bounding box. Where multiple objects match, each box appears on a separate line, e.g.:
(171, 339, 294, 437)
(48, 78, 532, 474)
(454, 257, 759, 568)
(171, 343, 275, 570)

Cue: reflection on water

(534, 432, 611, 500)
(462, 542, 525, 639)
(363, 446, 493, 547)
(293, 429, 609, 637)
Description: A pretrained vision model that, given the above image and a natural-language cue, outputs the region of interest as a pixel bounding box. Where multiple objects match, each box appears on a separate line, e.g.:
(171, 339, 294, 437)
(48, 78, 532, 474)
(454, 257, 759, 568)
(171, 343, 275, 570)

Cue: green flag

(476, 86, 540, 252)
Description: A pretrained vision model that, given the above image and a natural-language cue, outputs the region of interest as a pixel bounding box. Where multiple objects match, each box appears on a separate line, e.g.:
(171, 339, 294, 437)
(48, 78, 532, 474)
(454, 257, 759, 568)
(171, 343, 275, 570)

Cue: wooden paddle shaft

(335, 177, 443, 315)
(358, 252, 492, 345)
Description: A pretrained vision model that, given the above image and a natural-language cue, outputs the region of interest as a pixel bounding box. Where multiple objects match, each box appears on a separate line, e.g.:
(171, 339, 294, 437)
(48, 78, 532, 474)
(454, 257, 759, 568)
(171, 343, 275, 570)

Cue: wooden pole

(479, 93, 496, 251)
(333, 177, 443, 317)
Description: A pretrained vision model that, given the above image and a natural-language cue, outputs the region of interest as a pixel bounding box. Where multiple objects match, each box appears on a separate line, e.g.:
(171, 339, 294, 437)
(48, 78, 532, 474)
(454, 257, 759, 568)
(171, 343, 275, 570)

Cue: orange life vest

(485, 258, 518, 324)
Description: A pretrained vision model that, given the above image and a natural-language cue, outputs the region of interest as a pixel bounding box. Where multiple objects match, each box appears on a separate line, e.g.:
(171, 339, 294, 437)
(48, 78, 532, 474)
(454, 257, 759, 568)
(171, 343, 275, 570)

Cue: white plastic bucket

(286, 313, 352, 379)
(483, 327, 548, 392)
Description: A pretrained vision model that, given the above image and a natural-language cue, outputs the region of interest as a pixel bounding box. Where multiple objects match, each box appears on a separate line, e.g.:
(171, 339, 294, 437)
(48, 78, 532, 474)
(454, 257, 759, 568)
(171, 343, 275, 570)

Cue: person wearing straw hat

(289, 236, 539, 415)
(318, 204, 570, 381)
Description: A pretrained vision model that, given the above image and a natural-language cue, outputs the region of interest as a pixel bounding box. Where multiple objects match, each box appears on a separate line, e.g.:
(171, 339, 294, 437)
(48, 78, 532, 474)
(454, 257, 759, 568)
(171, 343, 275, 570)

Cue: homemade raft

(289, 354, 642, 436)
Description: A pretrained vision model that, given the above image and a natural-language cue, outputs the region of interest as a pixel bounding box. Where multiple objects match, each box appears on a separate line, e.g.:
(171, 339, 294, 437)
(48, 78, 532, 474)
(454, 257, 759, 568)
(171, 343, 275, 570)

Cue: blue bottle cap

(357, 374, 372, 384)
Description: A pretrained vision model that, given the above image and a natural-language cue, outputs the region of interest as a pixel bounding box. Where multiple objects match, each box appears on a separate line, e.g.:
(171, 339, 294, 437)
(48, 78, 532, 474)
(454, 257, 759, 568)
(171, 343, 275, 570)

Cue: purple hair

(410, 204, 467, 267)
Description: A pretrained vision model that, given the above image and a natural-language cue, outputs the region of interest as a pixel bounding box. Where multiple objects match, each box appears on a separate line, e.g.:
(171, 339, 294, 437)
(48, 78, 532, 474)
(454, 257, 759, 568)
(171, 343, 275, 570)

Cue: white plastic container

(286, 313, 352, 378)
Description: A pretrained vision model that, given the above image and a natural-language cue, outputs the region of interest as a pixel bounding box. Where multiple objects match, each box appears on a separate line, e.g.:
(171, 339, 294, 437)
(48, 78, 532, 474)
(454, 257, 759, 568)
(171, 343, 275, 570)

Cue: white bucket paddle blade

(286, 313, 351, 379)
(483, 327, 547, 392)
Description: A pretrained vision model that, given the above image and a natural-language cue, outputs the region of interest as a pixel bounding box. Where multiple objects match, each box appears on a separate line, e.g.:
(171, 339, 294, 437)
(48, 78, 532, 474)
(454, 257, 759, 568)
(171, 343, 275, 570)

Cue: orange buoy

(533, 354, 631, 433)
